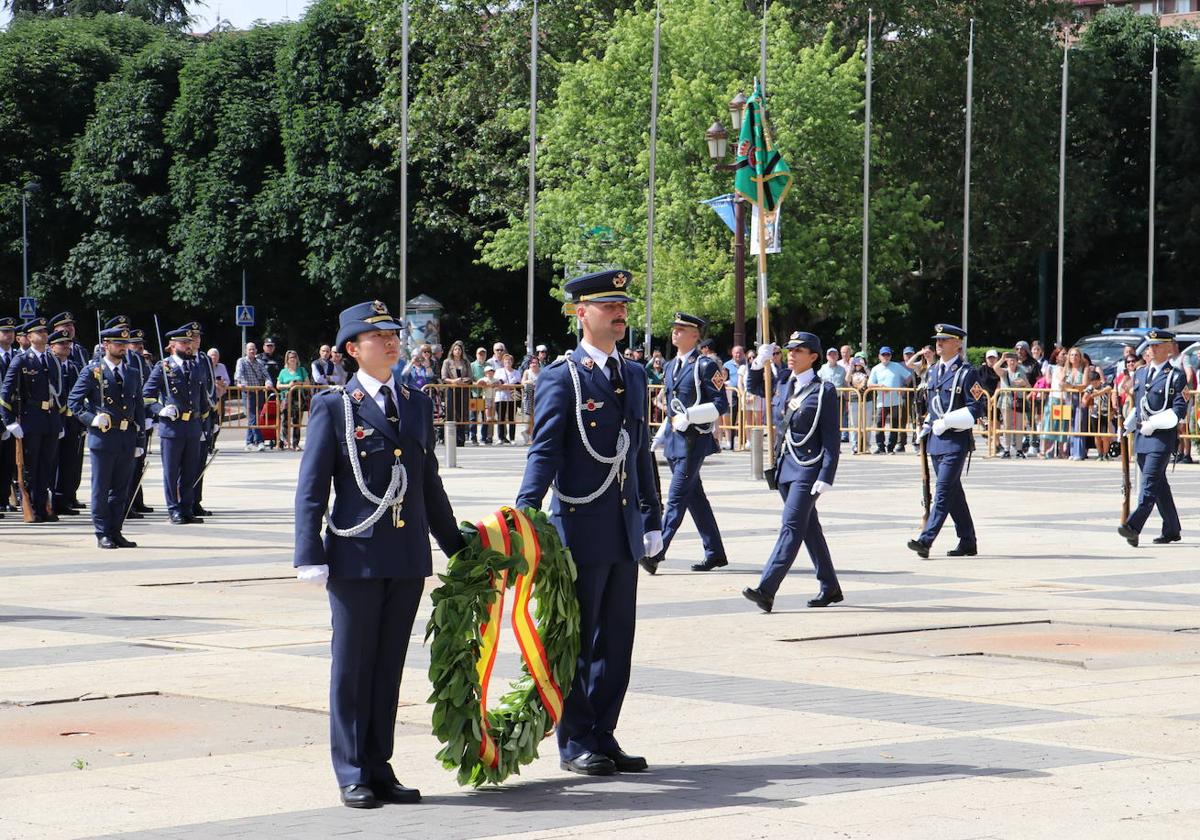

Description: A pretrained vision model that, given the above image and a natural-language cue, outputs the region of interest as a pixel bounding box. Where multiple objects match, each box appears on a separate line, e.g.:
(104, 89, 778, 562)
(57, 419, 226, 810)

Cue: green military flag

(733, 83, 792, 214)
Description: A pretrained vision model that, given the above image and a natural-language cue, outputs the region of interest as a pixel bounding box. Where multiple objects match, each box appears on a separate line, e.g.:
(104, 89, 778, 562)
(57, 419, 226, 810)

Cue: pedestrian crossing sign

(18, 297, 36, 319)
(235, 304, 255, 327)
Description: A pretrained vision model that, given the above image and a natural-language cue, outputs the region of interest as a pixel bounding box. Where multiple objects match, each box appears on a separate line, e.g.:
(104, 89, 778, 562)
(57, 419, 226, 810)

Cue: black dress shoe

(134, 504, 153, 513)
(1153, 534, 1182, 544)
(690, 557, 728, 572)
(638, 555, 661, 575)
(807, 589, 844, 608)
(112, 535, 138, 548)
(371, 781, 421, 803)
(193, 506, 213, 517)
(126, 510, 144, 520)
(742, 587, 773, 613)
(560, 751, 616, 776)
(602, 749, 647, 772)
(1117, 524, 1139, 547)
(170, 511, 187, 524)
(97, 536, 119, 549)
(946, 544, 977, 557)
(906, 539, 931, 559)
(54, 507, 79, 516)
(185, 515, 205, 524)
(339, 784, 380, 809)
(43, 513, 59, 523)
(70, 501, 85, 509)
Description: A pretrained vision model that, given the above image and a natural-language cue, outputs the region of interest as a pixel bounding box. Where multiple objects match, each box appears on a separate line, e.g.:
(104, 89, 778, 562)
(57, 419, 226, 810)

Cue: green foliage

(480, 0, 933, 336)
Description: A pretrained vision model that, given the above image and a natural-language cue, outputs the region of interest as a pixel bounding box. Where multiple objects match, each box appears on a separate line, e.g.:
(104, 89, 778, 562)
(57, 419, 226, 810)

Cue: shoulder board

(545, 358, 567, 371)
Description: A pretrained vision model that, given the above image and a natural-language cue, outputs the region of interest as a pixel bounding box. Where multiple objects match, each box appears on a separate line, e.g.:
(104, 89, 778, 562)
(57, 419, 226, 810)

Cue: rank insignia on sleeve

(582, 357, 595, 370)
(583, 399, 604, 411)
(350, 389, 366, 403)
(712, 372, 725, 388)
(970, 382, 985, 400)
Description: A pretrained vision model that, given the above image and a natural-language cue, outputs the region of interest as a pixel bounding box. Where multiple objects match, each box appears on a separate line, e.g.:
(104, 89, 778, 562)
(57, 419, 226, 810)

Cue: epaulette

(545, 358, 568, 371)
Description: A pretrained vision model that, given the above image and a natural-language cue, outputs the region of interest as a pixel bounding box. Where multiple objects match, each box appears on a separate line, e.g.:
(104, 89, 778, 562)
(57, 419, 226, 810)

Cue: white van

(1111, 309, 1200, 330)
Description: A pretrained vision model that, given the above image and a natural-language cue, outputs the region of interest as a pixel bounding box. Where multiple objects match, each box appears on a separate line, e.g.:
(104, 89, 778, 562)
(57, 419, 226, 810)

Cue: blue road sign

(18, 297, 37, 319)
(235, 305, 255, 327)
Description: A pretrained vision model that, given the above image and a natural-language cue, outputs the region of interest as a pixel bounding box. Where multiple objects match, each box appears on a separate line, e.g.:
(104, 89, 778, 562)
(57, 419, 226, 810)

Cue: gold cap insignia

(371, 300, 387, 315)
(612, 273, 628, 289)
(120, 330, 130, 338)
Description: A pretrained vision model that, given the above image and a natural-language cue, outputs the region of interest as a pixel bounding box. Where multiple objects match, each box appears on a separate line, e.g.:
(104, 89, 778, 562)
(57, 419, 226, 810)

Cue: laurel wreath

(426, 507, 580, 787)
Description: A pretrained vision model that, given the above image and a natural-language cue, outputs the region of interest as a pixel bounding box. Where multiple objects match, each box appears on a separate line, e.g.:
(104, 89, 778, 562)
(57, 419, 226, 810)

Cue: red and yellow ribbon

(474, 507, 565, 769)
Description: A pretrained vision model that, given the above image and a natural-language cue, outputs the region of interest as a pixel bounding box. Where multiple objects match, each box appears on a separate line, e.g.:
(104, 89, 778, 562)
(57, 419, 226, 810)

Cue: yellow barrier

(988, 387, 1122, 460)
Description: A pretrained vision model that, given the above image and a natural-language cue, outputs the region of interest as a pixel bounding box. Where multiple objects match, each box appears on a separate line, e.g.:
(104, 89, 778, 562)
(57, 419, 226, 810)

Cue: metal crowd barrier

(420, 382, 529, 443)
(988, 387, 1122, 459)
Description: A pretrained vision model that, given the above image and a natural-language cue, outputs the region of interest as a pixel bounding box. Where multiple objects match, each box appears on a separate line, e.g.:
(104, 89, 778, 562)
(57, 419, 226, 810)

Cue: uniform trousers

(326, 576, 424, 787)
(660, 448, 725, 561)
(160, 435, 201, 515)
(758, 475, 839, 597)
(1126, 450, 1181, 537)
(20, 431, 56, 515)
(918, 450, 976, 547)
(90, 441, 135, 537)
(53, 424, 85, 512)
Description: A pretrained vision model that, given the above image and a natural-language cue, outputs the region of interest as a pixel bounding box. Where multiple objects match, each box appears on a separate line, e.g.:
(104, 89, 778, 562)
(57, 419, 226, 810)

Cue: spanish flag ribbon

(474, 507, 565, 769)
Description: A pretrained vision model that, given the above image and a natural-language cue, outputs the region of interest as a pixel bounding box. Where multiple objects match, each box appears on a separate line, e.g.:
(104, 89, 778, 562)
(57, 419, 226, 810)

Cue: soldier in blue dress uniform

(1, 317, 58, 522)
(907, 324, 987, 559)
(515, 269, 662, 777)
(0, 315, 20, 515)
(46, 329, 84, 517)
(295, 301, 465, 808)
(1118, 328, 1188, 547)
(124, 328, 155, 518)
(51, 311, 89, 511)
(143, 323, 206, 524)
(742, 332, 843, 612)
(192, 323, 217, 518)
(640, 312, 729, 574)
(68, 326, 146, 548)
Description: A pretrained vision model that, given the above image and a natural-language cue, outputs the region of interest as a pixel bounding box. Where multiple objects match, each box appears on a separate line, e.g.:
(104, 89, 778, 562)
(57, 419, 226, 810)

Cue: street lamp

(21, 181, 40, 299)
(704, 95, 748, 350)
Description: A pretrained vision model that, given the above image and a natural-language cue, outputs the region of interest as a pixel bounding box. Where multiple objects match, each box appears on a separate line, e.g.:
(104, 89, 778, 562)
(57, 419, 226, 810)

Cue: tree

(479, 0, 932, 338)
(2, 0, 193, 28)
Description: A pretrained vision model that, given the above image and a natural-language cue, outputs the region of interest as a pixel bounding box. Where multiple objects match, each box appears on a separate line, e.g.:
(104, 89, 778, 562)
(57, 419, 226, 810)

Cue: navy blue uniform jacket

(1130, 363, 1188, 456)
(749, 367, 840, 486)
(662, 351, 729, 460)
(68, 360, 147, 451)
(924, 357, 987, 456)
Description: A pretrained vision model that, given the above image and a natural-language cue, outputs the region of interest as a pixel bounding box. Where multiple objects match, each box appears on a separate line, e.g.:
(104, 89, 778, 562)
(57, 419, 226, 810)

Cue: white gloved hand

(651, 424, 668, 452)
(58, 429, 65, 439)
(1143, 409, 1179, 434)
(159, 405, 179, 420)
(6, 422, 23, 440)
(932, 418, 947, 436)
(752, 344, 777, 369)
(942, 406, 976, 431)
(671, 412, 690, 432)
(917, 424, 930, 441)
(144, 418, 153, 431)
(134, 447, 144, 457)
(642, 530, 663, 558)
(91, 413, 111, 431)
(296, 565, 329, 584)
(810, 480, 832, 496)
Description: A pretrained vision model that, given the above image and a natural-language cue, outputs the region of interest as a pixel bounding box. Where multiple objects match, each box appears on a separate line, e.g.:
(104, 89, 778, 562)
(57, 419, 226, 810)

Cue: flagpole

(644, 0, 661, 357)
(861, 9, 873, 354)
(752, 84, 775, 470)
(526, 0, 538, 358)
(961, 18, 974, 346)
(399, 0, 409, 341)
(1147, 35, 1157, 326)
(759, 0, 768, 97)
(1056, 40, 1068, 349)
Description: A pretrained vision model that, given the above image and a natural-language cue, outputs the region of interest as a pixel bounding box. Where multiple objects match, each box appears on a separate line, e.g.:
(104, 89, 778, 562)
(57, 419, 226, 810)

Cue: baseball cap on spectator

(903, 346, 915, 355)
(536, 344, 547, 352)
(879, 346, 893, 355)
(264, 337, 277, 346)
(985, 349, 999, 359)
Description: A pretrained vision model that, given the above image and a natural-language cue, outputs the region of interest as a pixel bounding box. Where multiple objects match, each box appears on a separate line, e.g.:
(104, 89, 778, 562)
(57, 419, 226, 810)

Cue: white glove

(671, 412, 690, 432)
(0, 428, 7, 441)
(1123, 413, 1138, 434)
(1142, 410, 1179, 434)
(296, 565, 329, 584)
(134, 447, 144, 457)
(6, 422, 23, 439)
(159, 405, 179, 420)
(752, 344, 777, 369)
(942, 406, 976, 431)
(684, 402, 720, 427)
(811, 480, 831, 496)
(651, 423, 668, 451)
(917, 424, 930, 441)
(91, 413, 111, 430)
(58, 429, 65, 439)
(932, 418, 947, 436)
(144, 418, 153, 431)
(642, 530, 663, 558)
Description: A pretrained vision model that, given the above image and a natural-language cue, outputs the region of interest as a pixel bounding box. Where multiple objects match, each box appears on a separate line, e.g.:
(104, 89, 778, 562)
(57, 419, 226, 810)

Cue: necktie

(380, 384, 399, 425)
(605, 357, 625, 402)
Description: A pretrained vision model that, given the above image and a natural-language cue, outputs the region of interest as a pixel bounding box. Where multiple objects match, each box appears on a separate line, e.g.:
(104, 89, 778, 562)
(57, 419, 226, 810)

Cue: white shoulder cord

(783, 382, 824, 467)
(929, 365, 966, 419)
(667, 354, 716, 434)
(323, 390, 408, 537)
(1139, 368, 1176, 418)
(552, 360, 630, 505)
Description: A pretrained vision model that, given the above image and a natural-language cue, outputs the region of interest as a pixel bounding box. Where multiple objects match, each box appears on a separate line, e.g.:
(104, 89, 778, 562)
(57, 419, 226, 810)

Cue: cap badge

(371, 300, 387, 315)
(612, 273, 628, 289)
(121, 330, 129, 339)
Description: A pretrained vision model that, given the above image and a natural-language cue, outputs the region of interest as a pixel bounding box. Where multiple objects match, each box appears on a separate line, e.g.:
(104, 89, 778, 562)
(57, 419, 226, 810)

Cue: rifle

(919, 434, 932, 530)
(1120, 431, 1132, 525)
(13, 437, 34, 523)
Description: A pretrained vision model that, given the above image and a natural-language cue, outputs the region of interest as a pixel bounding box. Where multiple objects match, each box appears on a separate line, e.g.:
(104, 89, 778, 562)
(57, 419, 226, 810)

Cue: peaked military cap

(785, 330, 822, 356)
(0, 316, 17, 330)
(165, 323, 200, 341)
(336, 299, 404, 349)
(128, 328, 145, 342)
(20, 317, 48, 334)
(49, 311, 75, 328)
(48, 329, 73, 345)
(1143, 328, 1175, 345)
(564, 269, 635, 305)
(105, 315, 131, 329)
(932, 323, 967, 340)
(101, 326, 132, 343)
(671, 311, 707, 331)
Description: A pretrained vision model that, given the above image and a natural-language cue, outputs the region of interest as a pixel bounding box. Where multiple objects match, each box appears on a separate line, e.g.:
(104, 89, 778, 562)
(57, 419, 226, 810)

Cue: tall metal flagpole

(526, 0, 538, 357)
(961, 19, 974, 344)
(1147, 35, 1157, 325)
(861, 10, 873, 354)
(1056, 41, 1068, 349)
(644, 0, 661, 357)
(760, 0, 768, 97)
(399, 0, 409, 336)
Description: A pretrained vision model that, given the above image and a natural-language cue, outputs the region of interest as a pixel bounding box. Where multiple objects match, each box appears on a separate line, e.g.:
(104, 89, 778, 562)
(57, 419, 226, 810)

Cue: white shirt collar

(102, 356, 123, 372)
(356, 369, 397, 400)
(792, 368, 816, 393)
(579, 339, 620, 370)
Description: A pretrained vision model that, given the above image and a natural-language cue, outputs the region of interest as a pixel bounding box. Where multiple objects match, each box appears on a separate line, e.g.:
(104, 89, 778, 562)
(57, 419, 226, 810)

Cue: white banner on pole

(749, 206, 781, 255)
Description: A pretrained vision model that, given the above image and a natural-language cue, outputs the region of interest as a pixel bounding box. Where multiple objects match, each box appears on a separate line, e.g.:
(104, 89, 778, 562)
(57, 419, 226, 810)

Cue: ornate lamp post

(705, 93, 748, 349)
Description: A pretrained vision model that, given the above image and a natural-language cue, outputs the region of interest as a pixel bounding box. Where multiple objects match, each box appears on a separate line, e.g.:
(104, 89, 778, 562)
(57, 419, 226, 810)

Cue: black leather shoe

(112, 535, 138, 548)
(43, 512, 59, 523)
(126, 510, 144, 520)
(742, 587, 773, 613)
(907, 539, 931, 559)
(71, 501, 85, 509)
(97, 536, 119, 549)
(560, 752, 616, 776)
(54, 507, 80, 516)
(193, 506, 213, 517)
(1153, 534, 1181, 544)
(602, 749, 647, 772)
(371, 781, 421, 804)
(690, 558, 728, 572)
(185, 515, 205, 524)
(638, 555, 661, 575)
(1117, 524, 1139, 547)
(339, 784, 379, 809)
(946, 544, 977, 557)
(134, 504, 153, 513)
(169, 511, 187, 524)
(807, 589, 844, 608)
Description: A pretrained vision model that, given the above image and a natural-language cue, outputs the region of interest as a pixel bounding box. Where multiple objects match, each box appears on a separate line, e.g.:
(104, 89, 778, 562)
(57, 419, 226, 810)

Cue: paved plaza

(1, 445, 1198, 839)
